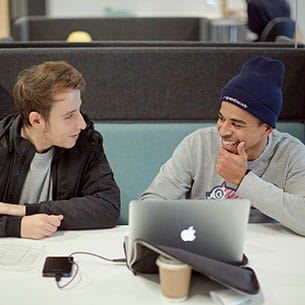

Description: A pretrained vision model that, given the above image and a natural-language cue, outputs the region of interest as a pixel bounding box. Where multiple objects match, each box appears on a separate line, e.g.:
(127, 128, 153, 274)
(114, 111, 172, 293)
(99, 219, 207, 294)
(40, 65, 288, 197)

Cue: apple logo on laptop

(180, 226, 196, 242)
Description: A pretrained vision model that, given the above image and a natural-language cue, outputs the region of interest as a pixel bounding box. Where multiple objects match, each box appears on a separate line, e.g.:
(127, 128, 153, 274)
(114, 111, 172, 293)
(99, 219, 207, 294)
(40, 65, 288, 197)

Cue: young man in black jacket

(0, 61, 120, 239)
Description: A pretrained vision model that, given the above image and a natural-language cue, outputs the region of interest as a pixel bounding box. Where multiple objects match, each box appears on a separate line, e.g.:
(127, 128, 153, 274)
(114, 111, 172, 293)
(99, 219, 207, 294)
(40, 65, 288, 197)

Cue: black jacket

(0, 114, 120, 237)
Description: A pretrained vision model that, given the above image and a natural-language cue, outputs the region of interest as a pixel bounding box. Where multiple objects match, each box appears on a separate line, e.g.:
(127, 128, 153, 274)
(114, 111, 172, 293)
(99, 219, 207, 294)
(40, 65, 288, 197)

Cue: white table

(1, 224, 305, 305)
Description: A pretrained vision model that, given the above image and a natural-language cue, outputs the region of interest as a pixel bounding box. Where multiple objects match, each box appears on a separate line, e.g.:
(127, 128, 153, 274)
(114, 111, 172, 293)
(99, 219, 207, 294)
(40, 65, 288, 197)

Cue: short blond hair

(13, 61, 86, 126)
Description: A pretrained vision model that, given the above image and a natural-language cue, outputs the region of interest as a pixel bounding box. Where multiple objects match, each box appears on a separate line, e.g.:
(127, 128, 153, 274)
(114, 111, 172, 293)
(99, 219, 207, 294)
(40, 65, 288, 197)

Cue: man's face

(40, 89, 86, 150)
(217, 101, 272, 160)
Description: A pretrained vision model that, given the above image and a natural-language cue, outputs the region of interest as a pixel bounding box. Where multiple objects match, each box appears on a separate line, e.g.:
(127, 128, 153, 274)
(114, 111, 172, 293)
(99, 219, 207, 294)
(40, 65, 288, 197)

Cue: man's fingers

(40, 216, 63, 236)
(218, 146, 226, 156)
(47, 215, 64, 227)
(44, 223, 59, 234)
(237, 141, 247, 157)
(21, 214, 64, 240)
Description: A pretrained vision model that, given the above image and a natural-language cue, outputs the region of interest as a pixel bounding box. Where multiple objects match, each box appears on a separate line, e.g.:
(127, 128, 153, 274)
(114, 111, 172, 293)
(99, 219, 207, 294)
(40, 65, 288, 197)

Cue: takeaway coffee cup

(156, 255, 192, 302)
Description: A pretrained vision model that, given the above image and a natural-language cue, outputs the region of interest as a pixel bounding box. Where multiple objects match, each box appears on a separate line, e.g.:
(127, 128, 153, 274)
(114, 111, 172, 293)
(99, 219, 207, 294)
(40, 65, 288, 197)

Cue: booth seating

(12, 16, 211, 41)
(0, 47, 304, 224)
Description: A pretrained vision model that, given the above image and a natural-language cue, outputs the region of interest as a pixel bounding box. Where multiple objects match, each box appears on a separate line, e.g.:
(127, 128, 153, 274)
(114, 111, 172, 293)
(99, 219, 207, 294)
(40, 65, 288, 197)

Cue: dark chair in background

(259, 17, 295, 42)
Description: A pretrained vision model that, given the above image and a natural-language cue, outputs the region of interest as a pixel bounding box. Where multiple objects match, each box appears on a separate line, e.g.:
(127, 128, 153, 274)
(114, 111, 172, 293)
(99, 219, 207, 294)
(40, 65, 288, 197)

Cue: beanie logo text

(223, 96, 248, 109)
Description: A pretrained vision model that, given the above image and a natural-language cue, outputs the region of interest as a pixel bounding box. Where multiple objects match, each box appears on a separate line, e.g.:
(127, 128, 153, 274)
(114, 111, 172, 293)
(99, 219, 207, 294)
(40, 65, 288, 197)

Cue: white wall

(46, 0, 239, 18)
(290, 0, 305, 42)
(46, 0, 303, 41)
(298, 1, 305, 41)
(0, 0, 10, 37)
(47, 0, 136, 17)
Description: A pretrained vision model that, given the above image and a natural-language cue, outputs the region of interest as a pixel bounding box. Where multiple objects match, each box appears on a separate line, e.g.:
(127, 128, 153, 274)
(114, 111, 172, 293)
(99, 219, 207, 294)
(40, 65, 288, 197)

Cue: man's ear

(263, 124, 273, 136)
(28, 111, 43, 128)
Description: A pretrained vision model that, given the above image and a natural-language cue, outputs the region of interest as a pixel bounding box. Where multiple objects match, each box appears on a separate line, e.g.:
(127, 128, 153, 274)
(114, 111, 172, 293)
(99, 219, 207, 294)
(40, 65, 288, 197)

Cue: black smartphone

(42, 256, 74, 278)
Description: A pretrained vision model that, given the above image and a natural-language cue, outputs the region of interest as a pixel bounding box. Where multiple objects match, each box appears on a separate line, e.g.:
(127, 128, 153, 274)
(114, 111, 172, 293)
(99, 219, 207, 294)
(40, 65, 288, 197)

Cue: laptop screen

(128, 199, 250, 264)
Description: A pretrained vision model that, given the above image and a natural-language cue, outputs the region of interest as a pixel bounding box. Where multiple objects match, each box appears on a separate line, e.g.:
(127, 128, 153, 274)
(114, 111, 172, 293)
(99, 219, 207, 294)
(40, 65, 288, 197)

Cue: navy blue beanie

(220, 56, 285, 128)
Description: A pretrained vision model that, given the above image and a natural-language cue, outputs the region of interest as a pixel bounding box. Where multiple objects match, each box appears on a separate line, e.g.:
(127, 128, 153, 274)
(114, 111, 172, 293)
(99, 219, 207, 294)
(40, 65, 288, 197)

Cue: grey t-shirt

(20, 130, 54, 204)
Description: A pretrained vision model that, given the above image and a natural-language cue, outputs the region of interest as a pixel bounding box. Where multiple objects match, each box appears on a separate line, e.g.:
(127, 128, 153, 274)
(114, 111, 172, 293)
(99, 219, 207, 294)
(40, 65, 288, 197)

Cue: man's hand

(216, 142, 248, 185)
(21, 214, 64, 240)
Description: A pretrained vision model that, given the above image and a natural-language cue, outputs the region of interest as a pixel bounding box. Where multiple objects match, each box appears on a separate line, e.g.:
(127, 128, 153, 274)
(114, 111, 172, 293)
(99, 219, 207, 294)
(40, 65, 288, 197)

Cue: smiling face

(217, 101, 273, 161)
(25, 89, 87, 152)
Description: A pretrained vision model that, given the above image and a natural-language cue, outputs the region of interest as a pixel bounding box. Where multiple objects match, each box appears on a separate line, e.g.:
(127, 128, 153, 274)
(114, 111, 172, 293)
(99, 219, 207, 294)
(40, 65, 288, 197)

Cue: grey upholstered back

(0, 47, 304, 122)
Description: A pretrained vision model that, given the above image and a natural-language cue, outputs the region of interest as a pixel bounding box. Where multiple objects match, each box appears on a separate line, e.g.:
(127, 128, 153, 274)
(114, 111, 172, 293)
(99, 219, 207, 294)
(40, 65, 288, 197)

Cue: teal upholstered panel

(95, 123, 213, 224)
(95, 122, 304, 224)
(276, 122, 305, 143)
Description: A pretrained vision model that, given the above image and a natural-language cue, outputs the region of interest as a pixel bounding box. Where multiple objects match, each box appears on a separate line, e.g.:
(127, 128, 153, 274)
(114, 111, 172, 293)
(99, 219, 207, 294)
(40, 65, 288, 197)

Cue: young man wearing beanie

(140, 56, 305, 236)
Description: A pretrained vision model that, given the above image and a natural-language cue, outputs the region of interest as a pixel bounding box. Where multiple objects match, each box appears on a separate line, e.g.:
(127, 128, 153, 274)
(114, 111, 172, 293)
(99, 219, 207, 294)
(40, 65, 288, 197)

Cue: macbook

(127, 199, 250, 267)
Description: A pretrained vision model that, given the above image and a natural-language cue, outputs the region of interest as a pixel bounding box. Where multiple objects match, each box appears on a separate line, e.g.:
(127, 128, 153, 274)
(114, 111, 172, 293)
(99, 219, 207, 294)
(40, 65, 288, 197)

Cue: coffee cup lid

(156, 255, 191, 270)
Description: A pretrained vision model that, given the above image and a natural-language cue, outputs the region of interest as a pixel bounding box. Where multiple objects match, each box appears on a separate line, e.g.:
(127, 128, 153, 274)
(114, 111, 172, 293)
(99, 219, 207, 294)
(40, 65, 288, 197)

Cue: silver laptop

(127, 199, 250, 266)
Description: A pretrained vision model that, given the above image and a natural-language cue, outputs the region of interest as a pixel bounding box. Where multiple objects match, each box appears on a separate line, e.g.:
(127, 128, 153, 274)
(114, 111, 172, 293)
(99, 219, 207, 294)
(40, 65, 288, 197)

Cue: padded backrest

(0, 47, 304, 121)
(12, 16, 208, 41)
(96, 122, 305, 224)
(96, 123, 214, 224)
